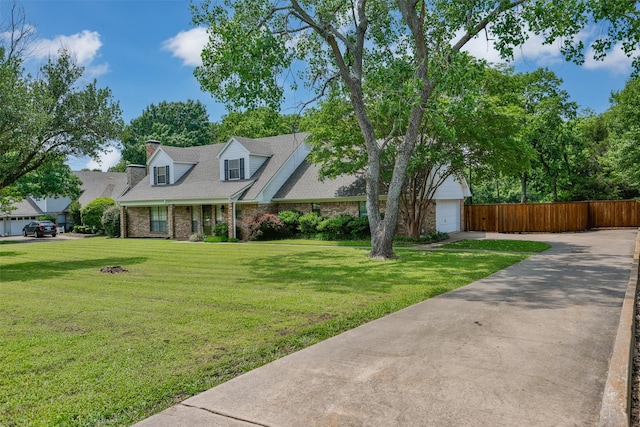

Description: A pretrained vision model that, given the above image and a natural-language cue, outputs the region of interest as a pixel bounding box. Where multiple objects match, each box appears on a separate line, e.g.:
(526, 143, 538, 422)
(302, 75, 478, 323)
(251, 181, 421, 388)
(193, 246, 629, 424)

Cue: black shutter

(224, 159, 229, 180)
(153, 166, 157, 185)
(240, 158, 245, 179)
(165, 165, 170, 184)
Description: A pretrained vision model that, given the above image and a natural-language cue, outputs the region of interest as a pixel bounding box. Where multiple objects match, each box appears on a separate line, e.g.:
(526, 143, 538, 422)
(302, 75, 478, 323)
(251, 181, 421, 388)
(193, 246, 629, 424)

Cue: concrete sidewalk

(135, 229, 638, 427)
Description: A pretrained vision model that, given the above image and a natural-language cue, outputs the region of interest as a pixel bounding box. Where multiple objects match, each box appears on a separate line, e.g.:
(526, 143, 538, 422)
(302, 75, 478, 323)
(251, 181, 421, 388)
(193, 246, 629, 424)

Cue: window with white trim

(154, 165, 170, 185)
(150, 206, 167, 232)
(229, 159, 240, 180)
(224, 158, 245, 180)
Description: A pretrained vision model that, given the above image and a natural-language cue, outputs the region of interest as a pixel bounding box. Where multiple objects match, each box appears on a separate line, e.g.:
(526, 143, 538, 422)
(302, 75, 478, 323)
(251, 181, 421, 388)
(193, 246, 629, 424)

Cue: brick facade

(123, 199, 451, 240)
(396, 201, 437, 236)
(124, 207, 161, 238)
(172, 206, 192, 240)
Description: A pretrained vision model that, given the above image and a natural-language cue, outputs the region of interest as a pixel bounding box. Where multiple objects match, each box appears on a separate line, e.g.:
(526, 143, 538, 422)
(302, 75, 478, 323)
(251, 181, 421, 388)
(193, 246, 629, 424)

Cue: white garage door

(436, 200, 461, 233)
(0, 219, 33, 236)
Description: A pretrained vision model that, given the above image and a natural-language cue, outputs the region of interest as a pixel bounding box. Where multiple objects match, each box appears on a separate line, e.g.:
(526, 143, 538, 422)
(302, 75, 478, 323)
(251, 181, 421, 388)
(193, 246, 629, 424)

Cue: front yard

(1, 238, 530, 426)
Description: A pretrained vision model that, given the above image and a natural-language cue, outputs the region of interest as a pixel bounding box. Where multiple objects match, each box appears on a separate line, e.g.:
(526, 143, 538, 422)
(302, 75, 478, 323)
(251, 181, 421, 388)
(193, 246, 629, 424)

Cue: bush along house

(117, 133, 471, 240)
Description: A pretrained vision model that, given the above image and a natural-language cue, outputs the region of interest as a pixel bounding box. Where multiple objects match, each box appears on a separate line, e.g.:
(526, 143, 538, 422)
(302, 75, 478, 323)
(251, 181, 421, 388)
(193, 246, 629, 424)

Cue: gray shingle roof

(8, 198, 43, 217)
(231, 137, 273, 156)
(118, 133, 309, 204)
(159, 146, 200, 163)
(74, 171, 128, 205)
(273, 160, 367, 200)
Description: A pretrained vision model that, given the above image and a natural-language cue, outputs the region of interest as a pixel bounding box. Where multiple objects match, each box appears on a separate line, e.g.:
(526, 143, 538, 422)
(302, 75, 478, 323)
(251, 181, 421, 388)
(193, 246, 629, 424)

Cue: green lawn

(440, 239, 552, 252)
(1, 238, 529, 426)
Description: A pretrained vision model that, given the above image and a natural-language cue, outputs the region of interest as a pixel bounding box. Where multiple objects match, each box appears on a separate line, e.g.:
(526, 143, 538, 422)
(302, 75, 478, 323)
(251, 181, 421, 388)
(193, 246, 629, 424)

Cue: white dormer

(217, 137, 272, 181)
(147, 146, 197, 186)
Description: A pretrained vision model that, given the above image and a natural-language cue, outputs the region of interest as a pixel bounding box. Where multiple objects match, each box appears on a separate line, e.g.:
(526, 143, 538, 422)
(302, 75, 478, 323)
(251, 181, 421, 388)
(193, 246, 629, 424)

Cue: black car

(22, 221, 57, 237)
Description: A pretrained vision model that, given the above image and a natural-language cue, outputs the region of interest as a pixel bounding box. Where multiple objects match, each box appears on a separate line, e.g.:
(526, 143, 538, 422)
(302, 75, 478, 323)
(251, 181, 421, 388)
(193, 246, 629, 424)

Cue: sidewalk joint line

(180, 403, 273, 427)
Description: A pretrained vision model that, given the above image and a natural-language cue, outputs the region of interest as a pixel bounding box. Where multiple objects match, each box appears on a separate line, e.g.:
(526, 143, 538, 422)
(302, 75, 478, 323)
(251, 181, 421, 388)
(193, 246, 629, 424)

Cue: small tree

(247, 213, 284, 240)
(68, 200, 82, 227)
(101, 205, 120, 237)
(81, 197, 115, 231)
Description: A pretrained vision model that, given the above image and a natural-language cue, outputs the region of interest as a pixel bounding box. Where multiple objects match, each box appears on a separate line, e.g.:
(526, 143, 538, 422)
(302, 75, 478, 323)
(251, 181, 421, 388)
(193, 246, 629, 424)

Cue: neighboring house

(0, 171, 127, 236)
(117, 133, 471, 240)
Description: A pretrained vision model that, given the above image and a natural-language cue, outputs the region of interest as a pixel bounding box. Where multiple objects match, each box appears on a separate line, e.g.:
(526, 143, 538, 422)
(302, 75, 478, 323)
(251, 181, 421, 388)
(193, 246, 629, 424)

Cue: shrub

(213, 222, 229, 238)
(204, 235, 227, 243)
(38, 214, 56, 223)
(189, 233, 205, 242)
(72, 225, 93, 234)
(317, 215, 352, 239)
(101, 206, 121, 237)
(278, 210, 302, 236)
(81, 197, 115, 230)
(247, 213, 284, 240)
(348, 216, 370, 239)
(298, 212, 323, 236)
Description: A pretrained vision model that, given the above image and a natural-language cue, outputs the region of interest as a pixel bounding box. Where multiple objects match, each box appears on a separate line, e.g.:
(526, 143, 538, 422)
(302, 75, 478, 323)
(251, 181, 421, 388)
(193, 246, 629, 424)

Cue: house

(0, 171, 127, 236)
(117, 133, 471, 240)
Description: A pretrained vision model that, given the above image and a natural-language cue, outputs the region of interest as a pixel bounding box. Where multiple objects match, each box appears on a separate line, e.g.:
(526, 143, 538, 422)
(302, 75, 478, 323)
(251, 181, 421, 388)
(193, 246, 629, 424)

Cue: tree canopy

(606, 77, 640, 188)
(193, 0, 640, 258)
(0, 46, 123, 217)
(118, 100, 212, 167)
(212, 107, 301, 143)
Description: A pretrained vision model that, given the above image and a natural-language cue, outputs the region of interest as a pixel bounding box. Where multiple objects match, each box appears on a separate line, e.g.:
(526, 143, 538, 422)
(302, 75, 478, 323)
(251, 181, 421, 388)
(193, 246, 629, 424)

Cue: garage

(436, 200, 461, 233)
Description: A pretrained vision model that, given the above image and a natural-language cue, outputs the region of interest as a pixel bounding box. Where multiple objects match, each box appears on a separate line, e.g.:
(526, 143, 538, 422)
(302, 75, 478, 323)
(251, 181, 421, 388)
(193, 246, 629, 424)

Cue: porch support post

(167, 204, 175, 239)
(119, 206, 127, 238)
(231, 201, 236, 239)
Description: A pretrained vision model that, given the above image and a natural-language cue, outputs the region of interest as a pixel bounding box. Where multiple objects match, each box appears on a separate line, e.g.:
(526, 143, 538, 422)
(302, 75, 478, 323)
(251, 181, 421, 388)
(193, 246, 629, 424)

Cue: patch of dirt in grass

(100, 266, 129, 273)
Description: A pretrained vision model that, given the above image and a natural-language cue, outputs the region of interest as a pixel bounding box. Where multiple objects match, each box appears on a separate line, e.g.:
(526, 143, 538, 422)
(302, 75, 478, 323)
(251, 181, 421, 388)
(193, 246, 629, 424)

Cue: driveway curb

(599, 228, 640, 427)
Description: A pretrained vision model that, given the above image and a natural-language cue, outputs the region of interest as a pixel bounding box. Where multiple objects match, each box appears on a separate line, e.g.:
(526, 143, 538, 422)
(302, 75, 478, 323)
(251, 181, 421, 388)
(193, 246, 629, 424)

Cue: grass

(246, 238, 375, 247)
(440, 239, 552, 252)
(1, 237, 529, 426)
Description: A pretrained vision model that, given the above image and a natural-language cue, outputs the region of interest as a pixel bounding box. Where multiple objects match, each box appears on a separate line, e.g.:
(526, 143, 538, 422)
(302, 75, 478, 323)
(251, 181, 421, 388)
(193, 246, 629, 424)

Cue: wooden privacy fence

(465, 200, 640, 233)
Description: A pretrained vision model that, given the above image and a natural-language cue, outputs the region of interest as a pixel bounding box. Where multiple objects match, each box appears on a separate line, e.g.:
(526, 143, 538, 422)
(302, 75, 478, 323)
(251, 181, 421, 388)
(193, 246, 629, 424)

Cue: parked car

(22, 221, 57, 237)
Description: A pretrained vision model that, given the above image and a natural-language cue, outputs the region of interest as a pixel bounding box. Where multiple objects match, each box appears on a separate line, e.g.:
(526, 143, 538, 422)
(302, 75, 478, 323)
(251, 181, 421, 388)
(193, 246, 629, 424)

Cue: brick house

(117, 133, 471, 240)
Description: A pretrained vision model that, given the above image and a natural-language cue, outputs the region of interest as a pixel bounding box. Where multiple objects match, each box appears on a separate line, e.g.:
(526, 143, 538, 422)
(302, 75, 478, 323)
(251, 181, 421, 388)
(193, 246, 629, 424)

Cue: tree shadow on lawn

(0, 251, 23, 257)
(1, 256, 147, 282)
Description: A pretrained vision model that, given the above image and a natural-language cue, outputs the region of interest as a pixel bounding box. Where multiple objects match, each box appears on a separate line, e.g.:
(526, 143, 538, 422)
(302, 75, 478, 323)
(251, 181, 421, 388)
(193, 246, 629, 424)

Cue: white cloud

(27, 29, 110, 77)
(459, 30, 564, 66)
(584, 41, 637, 76)
(33, 30, 102, 65)
(162, 27, 208, 67)
(460, 26, 635, 76)
(85, 147, 121, 172)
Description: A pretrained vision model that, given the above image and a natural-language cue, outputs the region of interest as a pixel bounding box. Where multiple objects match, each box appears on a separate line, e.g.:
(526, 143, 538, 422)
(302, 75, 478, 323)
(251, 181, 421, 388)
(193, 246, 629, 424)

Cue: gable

(433, 173, 472, 199)
(147, 147, 197, 185)
(218, 138, 271, 181)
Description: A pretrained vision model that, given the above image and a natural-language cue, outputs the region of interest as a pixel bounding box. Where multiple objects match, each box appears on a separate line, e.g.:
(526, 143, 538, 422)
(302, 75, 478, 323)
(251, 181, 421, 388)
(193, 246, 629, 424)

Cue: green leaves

(606, 77, 640, 188)
(119, 100, 212, 166)
(0, 48, 123, 199)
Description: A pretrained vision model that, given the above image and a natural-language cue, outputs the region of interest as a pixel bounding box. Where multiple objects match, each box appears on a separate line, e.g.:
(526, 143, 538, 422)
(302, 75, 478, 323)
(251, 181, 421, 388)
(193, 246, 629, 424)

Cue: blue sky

(11, 0, 638, 170)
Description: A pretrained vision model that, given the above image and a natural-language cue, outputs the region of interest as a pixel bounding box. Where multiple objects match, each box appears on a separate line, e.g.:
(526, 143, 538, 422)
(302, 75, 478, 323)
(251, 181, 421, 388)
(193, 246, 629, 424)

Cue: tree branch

(452, 0, 527, 52)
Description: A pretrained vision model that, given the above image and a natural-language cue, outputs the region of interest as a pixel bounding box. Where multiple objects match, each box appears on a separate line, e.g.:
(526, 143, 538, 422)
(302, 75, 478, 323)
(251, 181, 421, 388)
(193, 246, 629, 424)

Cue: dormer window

(154, 165, 170, 185)
(224, 158, 245, 181)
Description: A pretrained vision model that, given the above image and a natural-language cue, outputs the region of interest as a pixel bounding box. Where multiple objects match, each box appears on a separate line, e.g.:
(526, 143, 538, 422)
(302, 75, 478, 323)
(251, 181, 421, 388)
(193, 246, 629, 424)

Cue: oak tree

(192, 0, 639, 259)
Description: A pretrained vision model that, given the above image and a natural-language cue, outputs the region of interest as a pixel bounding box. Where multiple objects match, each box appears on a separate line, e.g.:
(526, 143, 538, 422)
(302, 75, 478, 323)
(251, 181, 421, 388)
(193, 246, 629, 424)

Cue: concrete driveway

(133, 229, 638, 426)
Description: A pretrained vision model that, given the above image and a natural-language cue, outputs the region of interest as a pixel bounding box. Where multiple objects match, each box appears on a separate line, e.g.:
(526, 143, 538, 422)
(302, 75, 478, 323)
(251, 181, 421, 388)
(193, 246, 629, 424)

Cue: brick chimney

(126, 164, 146, 189)
(146, 140, 161, 162)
